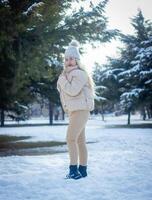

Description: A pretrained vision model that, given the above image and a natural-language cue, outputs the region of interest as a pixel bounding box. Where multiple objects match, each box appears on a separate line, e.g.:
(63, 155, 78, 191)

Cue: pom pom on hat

(65, 39, 81, 60)
(69, 40, 79, 48)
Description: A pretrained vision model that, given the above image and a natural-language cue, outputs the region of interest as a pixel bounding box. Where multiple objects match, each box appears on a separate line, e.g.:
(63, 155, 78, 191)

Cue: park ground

(0, 114, 152, 200)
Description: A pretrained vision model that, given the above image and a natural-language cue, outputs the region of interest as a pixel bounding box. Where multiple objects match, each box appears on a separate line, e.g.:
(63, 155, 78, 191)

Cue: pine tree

(0, 0, 118, 126)
(93, 10, 152, 124)
(118, 10, 152, 123)
(93, 59, 124, 118)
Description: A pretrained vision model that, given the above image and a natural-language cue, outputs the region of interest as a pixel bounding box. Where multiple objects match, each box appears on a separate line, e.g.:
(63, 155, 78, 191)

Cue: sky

(81, 0, 152, 74)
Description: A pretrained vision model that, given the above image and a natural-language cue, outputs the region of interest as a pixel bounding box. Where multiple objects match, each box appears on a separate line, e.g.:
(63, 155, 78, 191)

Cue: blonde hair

(77, 60, 96, 97)
(63, 59, 96, 97)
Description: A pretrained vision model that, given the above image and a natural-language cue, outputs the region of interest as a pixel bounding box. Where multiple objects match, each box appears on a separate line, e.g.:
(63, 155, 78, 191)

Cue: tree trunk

(141, 106, 146, 120)
(146, 106, 151, 119)
(127, 110, 131, 125)
(49, 101, 54, 125)
(101, 103, 104, 121)
(61, 107, 65, 121)
(150, 104, 152, 118)
(54, 107, 60, 121)
(0, 109, 5, 127)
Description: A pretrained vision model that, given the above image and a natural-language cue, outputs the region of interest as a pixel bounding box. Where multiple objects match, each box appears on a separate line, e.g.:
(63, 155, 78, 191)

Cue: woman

(57, 40, 95, 180)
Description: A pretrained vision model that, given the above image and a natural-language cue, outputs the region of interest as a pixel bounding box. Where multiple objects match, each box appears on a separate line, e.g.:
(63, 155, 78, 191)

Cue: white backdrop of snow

(0, 115, 152, 200)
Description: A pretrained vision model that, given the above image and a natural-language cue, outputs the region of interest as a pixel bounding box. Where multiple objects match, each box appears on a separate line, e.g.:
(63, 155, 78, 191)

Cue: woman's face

(65, 57, 77, 67)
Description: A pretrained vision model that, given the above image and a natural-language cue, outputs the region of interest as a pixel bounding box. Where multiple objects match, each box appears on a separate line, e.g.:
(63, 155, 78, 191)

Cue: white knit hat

(64, 40, 81, 60)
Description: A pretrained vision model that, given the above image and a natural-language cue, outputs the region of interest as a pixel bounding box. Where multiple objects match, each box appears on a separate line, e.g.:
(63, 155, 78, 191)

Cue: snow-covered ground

(4, 112, 151, 125)
(0, 115, 152, 200)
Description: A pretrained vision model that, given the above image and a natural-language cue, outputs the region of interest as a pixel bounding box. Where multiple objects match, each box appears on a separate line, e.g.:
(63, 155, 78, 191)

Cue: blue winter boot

(78, 165, 87, 177)
(65, 165, 82, 180)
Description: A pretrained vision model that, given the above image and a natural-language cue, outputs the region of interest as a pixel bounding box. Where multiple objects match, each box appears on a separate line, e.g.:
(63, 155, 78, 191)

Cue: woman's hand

(60, 70, 68, 80)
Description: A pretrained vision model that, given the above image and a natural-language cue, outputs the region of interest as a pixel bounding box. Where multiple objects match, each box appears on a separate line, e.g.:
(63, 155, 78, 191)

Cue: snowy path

(0, 116, 152, 200)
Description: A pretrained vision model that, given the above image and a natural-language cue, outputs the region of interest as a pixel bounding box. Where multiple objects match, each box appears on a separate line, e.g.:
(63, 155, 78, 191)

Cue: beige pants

(66, 110, 90, 166)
